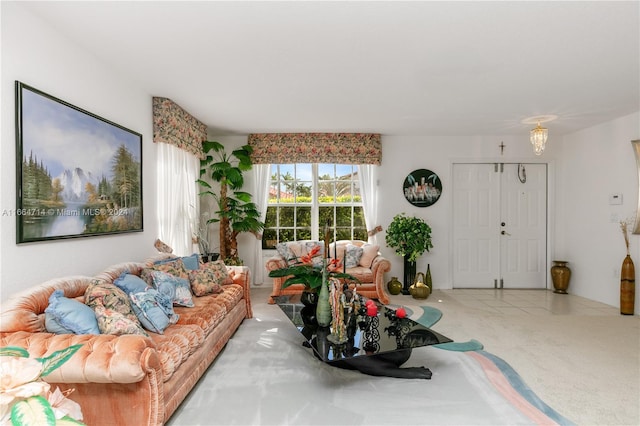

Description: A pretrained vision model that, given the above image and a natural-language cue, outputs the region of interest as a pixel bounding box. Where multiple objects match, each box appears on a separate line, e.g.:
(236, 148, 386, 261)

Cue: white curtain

(157, 143, 200, 256)
(358, 164, 379, 245)
(251, 164, 271, 285)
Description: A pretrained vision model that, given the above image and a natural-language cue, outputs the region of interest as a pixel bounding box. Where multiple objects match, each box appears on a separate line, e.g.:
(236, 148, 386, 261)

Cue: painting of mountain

(57, 168, 100, 203)
(15, 81, 143, 243)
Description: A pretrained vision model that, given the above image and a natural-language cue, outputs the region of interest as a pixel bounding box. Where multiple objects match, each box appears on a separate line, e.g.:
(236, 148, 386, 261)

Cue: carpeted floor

(167, 293, 576, 425)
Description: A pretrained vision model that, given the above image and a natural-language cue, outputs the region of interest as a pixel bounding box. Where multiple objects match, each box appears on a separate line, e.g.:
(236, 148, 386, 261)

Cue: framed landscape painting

(15, 81, 143, 243)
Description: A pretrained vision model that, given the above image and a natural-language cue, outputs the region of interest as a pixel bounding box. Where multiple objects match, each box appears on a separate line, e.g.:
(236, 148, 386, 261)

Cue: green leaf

(0, 346, 30, 358)
(56, 416, 85, 425)
(202, 140, 224, 153)
(37, 344, 83, 377)
(196, 179, 212, 189)
(234, 191, 252, 202)
(11, 396, 56, 426)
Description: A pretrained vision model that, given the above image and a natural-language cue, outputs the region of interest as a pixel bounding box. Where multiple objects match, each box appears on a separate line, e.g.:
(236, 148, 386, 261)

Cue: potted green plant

(197, 141, 264, 265)
(385, 213, 433, 294)
(267, 246, 359, 292)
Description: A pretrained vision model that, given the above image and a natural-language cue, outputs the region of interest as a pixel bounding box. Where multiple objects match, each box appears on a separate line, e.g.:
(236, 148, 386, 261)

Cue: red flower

(327, 257, 343, 272)
(300, 245, 321, 264)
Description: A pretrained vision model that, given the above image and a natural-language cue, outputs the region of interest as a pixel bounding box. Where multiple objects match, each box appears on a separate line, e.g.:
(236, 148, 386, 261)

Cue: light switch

(609, 193, 623, 205)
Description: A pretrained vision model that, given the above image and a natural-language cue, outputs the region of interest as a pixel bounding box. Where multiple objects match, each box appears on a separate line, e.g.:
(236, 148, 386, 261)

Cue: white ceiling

(21, 1, 640, 137)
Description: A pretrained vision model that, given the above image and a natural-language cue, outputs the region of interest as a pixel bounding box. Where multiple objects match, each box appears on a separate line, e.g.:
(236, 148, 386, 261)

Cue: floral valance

(152, 97, 207, 159)
(248, 133, 382, 165)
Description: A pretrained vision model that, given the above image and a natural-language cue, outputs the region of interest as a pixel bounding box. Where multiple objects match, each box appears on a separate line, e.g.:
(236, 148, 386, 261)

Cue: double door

(452, 163, 547, 289)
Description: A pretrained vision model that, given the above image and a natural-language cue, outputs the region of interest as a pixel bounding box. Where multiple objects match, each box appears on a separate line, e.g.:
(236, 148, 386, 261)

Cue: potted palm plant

(197, 141, 264, 265)
(385, 213, 433, 294)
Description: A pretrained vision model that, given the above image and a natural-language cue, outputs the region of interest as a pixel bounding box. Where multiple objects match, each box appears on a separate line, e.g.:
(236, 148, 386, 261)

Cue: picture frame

(403, 169, 442, 207)
(15, 81, 143, 243)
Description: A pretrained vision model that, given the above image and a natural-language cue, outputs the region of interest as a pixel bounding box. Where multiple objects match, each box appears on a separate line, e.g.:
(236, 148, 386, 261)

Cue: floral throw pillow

(85, 279, 140, 325)
(345, 244, 364, 268)
(151, 270, 195, 307)
(140, 258, 189, 287)
(276, 242, 296, 264)
(189, 260, 229, 296)
(93, 305, 148, 336)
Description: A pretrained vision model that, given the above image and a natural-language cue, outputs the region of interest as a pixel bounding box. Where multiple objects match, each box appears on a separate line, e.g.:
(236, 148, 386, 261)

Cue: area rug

(388, 304, 484, 352)
(167, 302, 575, 426)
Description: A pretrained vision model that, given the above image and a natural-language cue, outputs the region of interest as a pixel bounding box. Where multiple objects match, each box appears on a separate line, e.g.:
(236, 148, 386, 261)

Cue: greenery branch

(385, 212, 433, 262)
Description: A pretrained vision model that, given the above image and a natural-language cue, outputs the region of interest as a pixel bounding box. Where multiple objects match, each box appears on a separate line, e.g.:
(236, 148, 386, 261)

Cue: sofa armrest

(370, 255, 392, 305)
(370, 255, 391, 275)
(227, 266, 252, 318)
(0, 331, 161, 384)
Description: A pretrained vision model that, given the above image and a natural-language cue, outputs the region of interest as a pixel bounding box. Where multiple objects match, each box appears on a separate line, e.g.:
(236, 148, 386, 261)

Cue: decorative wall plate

(403, 169, 442, 207)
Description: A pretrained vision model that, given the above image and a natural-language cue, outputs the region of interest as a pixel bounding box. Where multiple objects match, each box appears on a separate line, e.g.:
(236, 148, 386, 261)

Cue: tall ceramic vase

(620, 255, 635, 315)
(316, 270, 332, 327)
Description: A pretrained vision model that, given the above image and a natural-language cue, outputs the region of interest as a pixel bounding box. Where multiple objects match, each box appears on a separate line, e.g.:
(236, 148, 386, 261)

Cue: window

(263, 164, 366, 249)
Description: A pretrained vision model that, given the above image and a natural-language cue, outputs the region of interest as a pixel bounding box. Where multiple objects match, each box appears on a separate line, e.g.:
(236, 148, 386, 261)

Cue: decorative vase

(550, 260, 571, 294)
(409, 272, 430, 299)
(387, 277, 403, 295)
(403, 256, 417, 295)
(620, 255, 635, 315)
(425, 264, 433, 293)
(316, 281, 332, 327)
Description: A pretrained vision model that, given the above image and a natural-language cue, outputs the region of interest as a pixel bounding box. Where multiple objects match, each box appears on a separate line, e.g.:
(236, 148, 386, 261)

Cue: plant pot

(403, 256, 417, 295)
(200, 253, 220, 264)
(301, 289, 319, 307)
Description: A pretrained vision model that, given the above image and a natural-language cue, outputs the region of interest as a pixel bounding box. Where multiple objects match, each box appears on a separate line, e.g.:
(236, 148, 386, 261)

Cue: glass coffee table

(275, 293, 452, 379)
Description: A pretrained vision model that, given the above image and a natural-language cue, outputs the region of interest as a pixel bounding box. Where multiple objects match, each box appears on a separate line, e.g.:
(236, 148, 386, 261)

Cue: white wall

(556, 112, 640, 309)
(2, 2, 638, 312)
(232, 118, 640, 313)
(376, 133, 556, 289)
(0, 3, 158, 301)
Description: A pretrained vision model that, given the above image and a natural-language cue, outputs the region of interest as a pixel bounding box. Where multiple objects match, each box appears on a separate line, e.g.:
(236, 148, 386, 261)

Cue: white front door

(452, 163, 547, 289)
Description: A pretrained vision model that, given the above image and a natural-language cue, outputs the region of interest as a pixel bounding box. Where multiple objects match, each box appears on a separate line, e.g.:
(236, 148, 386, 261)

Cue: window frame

(264, 163, 365, 248)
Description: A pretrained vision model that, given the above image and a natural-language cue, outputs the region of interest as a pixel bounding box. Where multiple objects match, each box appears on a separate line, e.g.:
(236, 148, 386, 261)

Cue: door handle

(501, 230, 511, 236)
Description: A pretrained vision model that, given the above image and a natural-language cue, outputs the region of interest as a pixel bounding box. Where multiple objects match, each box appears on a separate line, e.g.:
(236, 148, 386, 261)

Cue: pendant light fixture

(530, 122, 548, 155)
(522, 115, 558, 156)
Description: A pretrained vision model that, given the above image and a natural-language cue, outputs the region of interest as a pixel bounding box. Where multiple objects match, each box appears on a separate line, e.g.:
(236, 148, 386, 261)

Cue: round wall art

(403, 169, 442, 207)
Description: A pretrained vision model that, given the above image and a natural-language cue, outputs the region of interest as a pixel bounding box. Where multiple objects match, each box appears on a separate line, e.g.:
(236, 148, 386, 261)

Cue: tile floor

(410, 288, 621, 316)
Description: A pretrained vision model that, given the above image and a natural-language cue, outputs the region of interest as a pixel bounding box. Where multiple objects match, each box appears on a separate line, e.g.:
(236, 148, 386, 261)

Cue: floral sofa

(0, 254, 252, 425)
(265, 239, 391, 305)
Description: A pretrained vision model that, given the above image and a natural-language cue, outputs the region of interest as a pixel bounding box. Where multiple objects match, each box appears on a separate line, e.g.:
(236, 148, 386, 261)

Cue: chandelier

(522, 115, 557, 156)
(530, 122, 548, 155)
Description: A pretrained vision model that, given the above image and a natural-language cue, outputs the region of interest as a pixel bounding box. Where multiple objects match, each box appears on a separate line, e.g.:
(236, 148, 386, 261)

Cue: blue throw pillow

(114, 272, 149, 295)
(181, 254, 200, 271)
(129, 290, 171, 334)
(45, 290, 100, 334)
